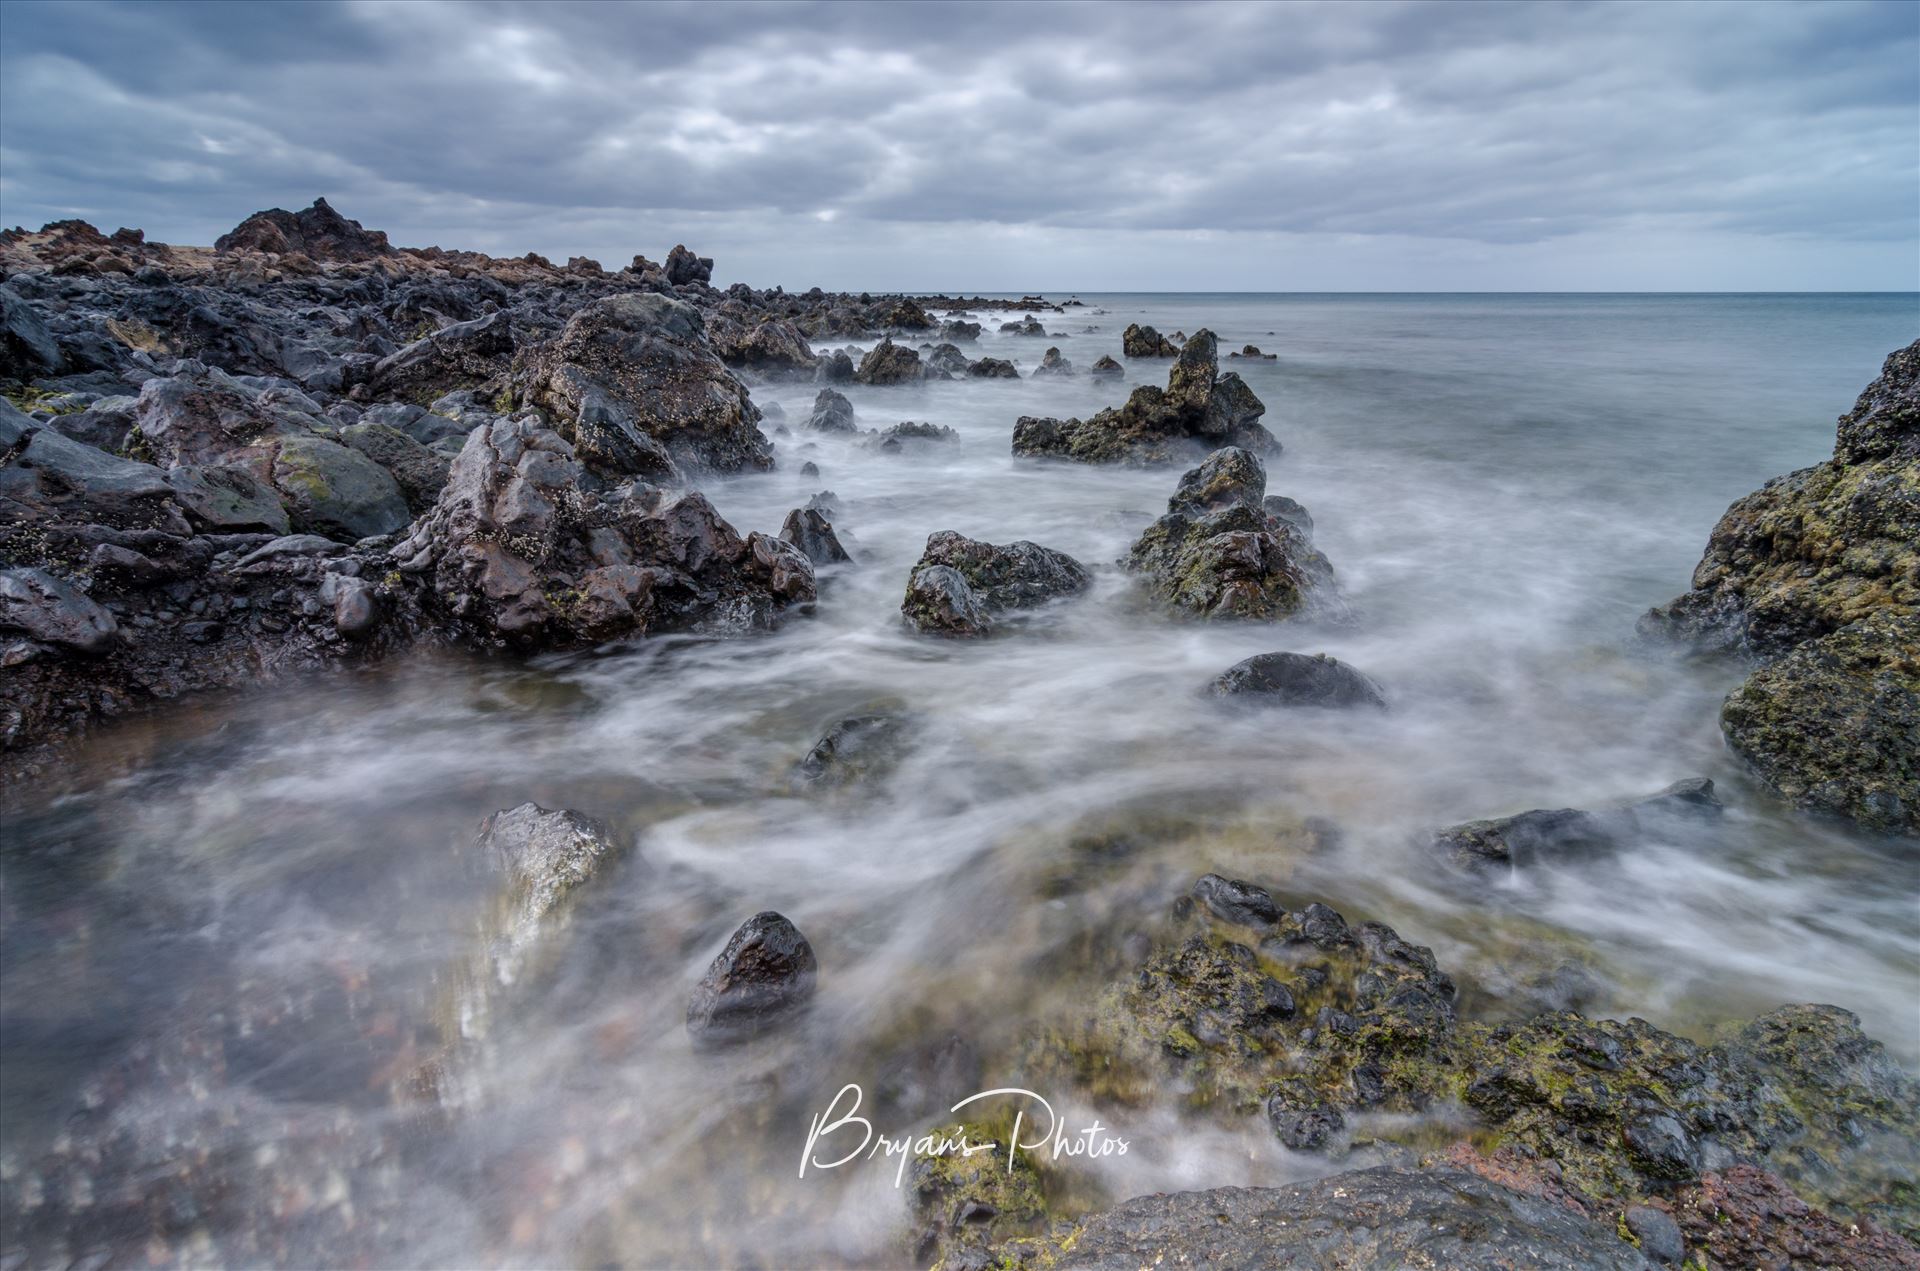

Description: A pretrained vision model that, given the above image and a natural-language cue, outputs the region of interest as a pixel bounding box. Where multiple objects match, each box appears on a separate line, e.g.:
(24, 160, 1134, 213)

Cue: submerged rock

(1125, 446, 1337, 621)
(1013, 332, 1277, 465)
(1054, 1168, 1654, 1270)
(685, 911, 818, 1045)
(1720, 612, 1917, 833)
(474, 802, 623, 981)
(1207, 651, 1385, 708)
(1431, 778, 1723, 870)
(790, 710, 914, 791)
(900, 530, 1091, 638)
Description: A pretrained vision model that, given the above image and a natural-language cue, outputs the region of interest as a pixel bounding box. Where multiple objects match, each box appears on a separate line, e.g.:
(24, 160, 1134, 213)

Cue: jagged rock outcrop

(779, 506, 851, 565)
(1642, 340, 1917, 658)
(1089, 354, 1123, 380)
(214, 197, 396, 261)
(1032, 347, 1074, 377)
(531, 293, 771, 475)
(854, 337, 927, 385)
(901, 530, 1090, 637)
(1125, 446, 1337, 621)
(1013, 331, 1276, 464)
(1121, 322, 1179, 357)
(966, 356, 1018, 379)
(391, 416, 812, 647)
(805, 387, 856, 433)
(1641, 341, 1918, 830)
(663, 244, 713, 286)
(705, 313, 816, 373)
(365, 310, 515, 404)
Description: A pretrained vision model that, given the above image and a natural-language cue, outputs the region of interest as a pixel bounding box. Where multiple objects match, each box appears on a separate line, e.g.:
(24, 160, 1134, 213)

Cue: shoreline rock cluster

(2, 199, 1916, 1271)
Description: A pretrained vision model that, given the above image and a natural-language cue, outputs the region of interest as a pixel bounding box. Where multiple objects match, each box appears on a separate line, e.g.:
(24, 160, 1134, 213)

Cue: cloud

(0, 0, 1913, 289)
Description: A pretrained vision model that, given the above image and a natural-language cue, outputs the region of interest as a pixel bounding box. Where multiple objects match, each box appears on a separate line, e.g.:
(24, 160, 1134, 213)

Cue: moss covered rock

(1720, 612, 1918, 832)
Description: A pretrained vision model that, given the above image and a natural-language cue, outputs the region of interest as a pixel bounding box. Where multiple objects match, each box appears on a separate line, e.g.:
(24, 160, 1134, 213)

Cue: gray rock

(340, 421, 452, 512)
(266, 434, 411, 541)
(165, 464, 292, 535)
(686, 911, 818, 1046)
(806, 388, 857, 433)
(1056, 1168, 1653, 1270)
(900, 531, 1091, 637)
(1431, 778, 1724, 870)
(0, 567, 118, 654)
(779, 507, 851, 565)
(854, 338, 927, 385)
(476, 802, 624, 972)
(903, 564, 993, 638)
(790, 710, 914, 791)
(1, 286, 63, 379)
(1207, 651, 1386, 708)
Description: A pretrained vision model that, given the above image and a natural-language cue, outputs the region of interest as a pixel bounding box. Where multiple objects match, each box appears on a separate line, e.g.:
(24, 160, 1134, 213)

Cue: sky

(0, 0, 1915, 292)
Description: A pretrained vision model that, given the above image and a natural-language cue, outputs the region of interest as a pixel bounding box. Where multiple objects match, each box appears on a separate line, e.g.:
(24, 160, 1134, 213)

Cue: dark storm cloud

(0, 0, 1913, 287)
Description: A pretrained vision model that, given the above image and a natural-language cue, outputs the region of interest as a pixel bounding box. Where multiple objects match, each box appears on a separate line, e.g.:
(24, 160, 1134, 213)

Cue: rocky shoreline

(2, 200, 1916, 1269)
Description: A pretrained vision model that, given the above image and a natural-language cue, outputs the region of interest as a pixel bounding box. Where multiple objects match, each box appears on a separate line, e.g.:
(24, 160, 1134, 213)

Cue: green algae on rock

(1720, 611, 1918, 833)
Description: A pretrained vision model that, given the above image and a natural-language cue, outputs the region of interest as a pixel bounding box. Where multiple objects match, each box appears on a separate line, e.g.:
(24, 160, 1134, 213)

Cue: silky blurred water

(3, 292, 1916, 1266)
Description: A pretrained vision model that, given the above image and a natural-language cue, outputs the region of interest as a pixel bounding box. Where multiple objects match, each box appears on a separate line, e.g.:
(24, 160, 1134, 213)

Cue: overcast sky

(1, 0, 1915, 291)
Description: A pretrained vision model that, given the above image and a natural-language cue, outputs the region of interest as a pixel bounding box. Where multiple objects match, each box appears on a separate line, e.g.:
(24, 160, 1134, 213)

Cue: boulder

(854, 338, 926, 385)
(813, 348, 855, 384)
(1089, 354, 1123, 380)
(0, 403, 189, 535)
(1013, 332, 1277, 465)
(900, 530, 1091, 637)
(685, 911, 818, 1046)
(967, 357, 1019, 379)
(366, 311, 514, 404)
(340, 421, 452, 513)
(390, 417, 812, 648)
(923, 343, 970, 375)
(806, 388, 857, 433)
(1033, 347, 1075, 377)
(1227, 344, 1278, 360)
(1125, 446, 1337, 621)
(779, 507, 851, 566)
(475, 803, 624, 980)
(1207, 651, 1385, 708)
(1000, 316, 1049, 338)
(1720, 612, 1917, 832)
(1121, 323, 1179, 357)
(706, 315, 815, 373)
(164, 464, 292, 535)
(663, 244, 713, 286)
(940, 319, 981, 341)
(533, 293, 772, 475)
(131, 364, 326, 468)
(1430, 778, 1724, 870)
(1, 286, 63, 380)
(213, 197, 395, 261)
(0, 567, 118, 654)
(263, 434, 411, 541)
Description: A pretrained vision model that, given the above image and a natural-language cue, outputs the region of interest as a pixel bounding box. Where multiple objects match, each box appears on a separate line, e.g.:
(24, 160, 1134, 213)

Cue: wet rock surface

(901, 530, 1092, 637)
(1125, 446, 1338, 621)
(1431, 778, 1724, 869)
(1207, 650, 1386, 708)
(685, 911, 819, 1045)
(1720, 611, 1917, 833)
(1013, 331, 1277, 465)
(1643, 340, 1918, 831)
(1055, 1168, 1656, 1270)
